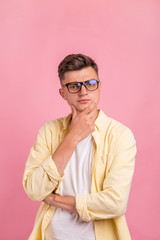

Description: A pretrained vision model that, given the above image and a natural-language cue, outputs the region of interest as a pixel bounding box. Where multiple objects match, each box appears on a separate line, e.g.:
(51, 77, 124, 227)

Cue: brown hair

(58, 53, 98, 81)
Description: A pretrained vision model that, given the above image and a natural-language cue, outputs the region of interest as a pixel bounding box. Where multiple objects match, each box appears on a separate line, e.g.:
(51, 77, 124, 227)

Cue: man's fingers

(83, 100, 97, 115)
(86, 103, 98, 121)
(88, 108, 98, 121)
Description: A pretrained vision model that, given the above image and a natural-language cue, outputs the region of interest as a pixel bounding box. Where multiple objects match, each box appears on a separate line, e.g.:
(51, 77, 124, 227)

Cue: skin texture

(43, 66, 101, 213)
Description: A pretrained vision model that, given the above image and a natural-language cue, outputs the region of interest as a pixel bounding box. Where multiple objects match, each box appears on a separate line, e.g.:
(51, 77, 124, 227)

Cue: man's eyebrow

(72, 78, 97, 82)
(65, 78, 98, 85)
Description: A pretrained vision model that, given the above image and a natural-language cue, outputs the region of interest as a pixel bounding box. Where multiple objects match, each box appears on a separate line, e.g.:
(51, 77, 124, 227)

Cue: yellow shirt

(23, 109, 136, 240)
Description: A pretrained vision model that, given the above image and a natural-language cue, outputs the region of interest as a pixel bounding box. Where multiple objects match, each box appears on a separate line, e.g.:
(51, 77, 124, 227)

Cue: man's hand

(69, 100, 98, 143)
(51, 101, 98, 176)
(43, 194, 78, 214)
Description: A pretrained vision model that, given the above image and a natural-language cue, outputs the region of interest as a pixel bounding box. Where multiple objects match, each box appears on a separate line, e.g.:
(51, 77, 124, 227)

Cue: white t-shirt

(45, 134, 95, 240)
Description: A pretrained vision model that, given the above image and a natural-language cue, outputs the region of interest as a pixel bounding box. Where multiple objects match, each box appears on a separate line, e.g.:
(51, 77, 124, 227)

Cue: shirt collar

(62, 113, 72, 130)
(94, 109, 108, 132)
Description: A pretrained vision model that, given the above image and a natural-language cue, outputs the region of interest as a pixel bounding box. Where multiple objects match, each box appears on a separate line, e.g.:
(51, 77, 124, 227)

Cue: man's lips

(77, 99, 91, 103)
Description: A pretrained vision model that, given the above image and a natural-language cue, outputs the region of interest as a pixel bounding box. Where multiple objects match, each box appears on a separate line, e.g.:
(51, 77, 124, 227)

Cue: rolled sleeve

(23, 123, 64, 202)
(76, 196, 90, 222)
(41, 155, 63, 183)
(23, 155, 64, 202)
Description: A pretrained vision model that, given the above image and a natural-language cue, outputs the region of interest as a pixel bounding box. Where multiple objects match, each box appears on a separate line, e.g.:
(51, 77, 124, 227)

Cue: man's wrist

(66, 131, 80, 146)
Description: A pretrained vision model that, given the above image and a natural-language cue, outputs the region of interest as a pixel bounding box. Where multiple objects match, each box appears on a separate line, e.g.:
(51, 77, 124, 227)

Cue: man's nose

(79, 84, 88, 94)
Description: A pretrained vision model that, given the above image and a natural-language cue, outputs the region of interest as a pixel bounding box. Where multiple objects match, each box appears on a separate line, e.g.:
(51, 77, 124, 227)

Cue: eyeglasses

(62, 79, 100, 94)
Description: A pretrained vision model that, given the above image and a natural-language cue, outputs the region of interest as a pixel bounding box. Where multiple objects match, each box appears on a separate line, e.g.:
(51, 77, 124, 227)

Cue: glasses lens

(68, 83, 81, 93)
(85, 80, 98, 90)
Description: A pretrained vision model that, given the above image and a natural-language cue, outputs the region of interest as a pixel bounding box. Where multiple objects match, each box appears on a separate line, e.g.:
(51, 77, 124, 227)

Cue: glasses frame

(62, 79, 100, 94)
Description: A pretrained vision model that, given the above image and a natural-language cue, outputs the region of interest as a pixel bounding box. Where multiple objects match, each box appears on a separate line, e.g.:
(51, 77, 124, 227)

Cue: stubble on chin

(75, 104, 90, 114)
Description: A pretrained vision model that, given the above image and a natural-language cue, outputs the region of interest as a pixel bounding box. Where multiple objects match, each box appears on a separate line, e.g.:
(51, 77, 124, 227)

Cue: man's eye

(69, 85, 79, 89)
(88, 82, 94, 86)
(88, 80, 96, 85)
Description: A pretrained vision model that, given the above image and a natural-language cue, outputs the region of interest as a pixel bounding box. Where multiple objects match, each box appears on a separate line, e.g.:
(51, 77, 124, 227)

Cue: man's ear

(59, 88, 65, 99)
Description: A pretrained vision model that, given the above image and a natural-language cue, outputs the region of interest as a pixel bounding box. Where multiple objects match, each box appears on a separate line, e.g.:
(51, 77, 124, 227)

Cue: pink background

(0, 0, 160, 239)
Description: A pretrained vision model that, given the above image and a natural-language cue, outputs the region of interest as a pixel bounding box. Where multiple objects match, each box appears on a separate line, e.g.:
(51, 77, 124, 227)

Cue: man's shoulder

(40, 114, 71, 133)
(99, 109, 134, 138)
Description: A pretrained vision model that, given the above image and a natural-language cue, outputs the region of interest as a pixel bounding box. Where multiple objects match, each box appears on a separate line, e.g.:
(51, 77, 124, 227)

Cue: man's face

(59, 66, 101, 113)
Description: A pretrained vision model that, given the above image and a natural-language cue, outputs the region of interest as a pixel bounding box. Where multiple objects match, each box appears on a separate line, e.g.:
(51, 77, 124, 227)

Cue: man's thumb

(71, 105, 77, 118)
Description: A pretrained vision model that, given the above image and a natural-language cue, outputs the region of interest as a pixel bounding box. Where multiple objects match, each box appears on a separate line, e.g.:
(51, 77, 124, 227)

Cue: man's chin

(76, 103, 90, 112)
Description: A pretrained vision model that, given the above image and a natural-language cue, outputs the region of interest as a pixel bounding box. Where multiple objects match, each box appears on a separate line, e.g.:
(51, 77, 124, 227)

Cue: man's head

(58, 54, 101, 113)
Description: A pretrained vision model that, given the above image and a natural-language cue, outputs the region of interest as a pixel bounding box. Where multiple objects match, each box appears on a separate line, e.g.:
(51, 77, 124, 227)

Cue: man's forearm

(52, 132, 78, 176)
(43, 194, 77, 213)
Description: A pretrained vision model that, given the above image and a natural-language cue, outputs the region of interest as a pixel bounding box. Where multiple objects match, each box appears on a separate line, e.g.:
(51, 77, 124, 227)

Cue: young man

(23, 54, 136, 240)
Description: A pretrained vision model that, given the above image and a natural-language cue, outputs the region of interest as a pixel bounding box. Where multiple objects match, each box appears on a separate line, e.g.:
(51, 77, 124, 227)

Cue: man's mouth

(77, 99, 91, 103)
